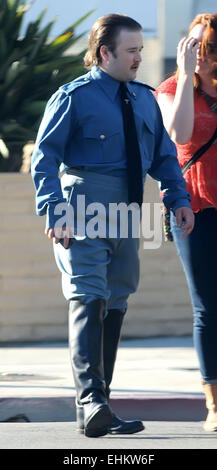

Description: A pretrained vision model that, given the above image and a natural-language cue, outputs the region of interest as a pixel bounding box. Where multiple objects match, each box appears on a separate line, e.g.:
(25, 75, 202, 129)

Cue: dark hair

(84, 14, 142, 69)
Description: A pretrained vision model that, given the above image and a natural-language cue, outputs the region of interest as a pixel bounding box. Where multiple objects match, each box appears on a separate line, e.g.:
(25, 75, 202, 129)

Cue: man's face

(100, 28, 144, 82)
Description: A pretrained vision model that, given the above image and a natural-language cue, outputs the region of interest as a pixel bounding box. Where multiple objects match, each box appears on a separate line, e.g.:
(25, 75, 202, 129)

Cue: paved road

(0, 421, 216, 450)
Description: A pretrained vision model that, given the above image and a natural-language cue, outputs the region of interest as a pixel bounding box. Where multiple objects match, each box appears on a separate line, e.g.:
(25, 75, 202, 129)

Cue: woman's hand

(157, 36, 198, 144)
(177, 36, 199, 76)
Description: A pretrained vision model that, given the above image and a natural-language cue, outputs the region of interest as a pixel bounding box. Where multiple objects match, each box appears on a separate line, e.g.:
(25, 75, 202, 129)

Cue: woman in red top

(156, 13, 217, 431)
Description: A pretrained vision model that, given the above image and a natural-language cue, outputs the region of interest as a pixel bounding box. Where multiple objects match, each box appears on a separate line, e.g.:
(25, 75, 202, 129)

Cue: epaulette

(131, 79, 155, 92)
(59, 73, 92, 95)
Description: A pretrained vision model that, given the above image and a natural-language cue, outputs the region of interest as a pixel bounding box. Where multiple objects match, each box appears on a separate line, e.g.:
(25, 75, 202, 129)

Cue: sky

(21, 0, 158, 38)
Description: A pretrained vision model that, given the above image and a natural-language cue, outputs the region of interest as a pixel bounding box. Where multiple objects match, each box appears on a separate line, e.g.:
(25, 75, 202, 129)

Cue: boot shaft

(203, 383, 217, 412)
(103, 308, 126, 397)
(68, 299, 106, 402)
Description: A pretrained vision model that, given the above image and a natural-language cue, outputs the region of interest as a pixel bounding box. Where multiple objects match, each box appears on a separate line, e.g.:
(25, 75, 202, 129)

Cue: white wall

(159, 0, 192, 59)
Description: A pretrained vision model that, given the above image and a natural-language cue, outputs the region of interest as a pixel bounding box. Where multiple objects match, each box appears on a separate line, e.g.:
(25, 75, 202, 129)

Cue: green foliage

(0, 0, 93, 170)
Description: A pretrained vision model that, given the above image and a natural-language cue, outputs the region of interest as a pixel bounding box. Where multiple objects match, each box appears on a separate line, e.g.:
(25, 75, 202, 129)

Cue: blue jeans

(171, 208, 217, 383)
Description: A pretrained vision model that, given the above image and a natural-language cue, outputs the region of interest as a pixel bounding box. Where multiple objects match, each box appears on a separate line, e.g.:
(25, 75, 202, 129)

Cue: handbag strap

(181, 126, 217, 175)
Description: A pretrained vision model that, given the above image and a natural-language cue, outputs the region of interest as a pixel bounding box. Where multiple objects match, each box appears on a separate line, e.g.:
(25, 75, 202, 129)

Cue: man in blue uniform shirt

(31, 14, 194, 438)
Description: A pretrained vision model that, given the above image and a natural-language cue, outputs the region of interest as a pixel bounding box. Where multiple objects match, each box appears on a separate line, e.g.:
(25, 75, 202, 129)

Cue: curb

(0, 394, 206, 423)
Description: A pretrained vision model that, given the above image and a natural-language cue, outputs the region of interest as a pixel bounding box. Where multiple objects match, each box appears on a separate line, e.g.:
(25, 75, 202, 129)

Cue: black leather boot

(69, 299, 112, 437)
(76, 308, 144, 434)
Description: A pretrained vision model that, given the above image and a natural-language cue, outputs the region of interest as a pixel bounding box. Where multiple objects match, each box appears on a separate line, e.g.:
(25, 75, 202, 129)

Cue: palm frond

(0, 0, 93, 171)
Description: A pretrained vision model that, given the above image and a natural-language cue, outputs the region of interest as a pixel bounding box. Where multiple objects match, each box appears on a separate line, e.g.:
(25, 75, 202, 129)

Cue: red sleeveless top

(155, 75, 217, 212)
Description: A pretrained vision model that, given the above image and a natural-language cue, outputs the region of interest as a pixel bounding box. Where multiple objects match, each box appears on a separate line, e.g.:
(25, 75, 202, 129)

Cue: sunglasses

(205, 42, 217, 54)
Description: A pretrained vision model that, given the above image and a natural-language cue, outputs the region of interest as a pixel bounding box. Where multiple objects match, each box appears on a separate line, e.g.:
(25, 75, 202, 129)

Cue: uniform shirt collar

(91, 66, 135, 101)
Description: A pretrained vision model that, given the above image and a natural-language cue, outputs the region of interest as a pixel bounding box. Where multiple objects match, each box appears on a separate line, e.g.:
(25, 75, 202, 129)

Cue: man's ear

(99, 45, 110, 63)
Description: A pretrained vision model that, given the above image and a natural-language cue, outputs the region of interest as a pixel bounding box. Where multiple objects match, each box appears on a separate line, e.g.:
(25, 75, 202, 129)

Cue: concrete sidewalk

(2, 336, 217, 451)
(0, 336, 206, 424)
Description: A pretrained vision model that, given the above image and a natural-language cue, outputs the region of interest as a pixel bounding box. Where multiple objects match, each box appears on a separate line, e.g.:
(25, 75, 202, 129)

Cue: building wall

(159, 0, 192, 60)
(0, 173, 192, 343)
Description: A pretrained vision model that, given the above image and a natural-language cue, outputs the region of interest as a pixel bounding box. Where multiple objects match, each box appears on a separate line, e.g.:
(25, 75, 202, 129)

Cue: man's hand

(45, 227, 72, 249)
(175, 207, 195, 238)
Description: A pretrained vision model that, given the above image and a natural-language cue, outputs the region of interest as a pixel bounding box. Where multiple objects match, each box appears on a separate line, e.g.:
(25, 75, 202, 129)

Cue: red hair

(176, 13, 217, 91)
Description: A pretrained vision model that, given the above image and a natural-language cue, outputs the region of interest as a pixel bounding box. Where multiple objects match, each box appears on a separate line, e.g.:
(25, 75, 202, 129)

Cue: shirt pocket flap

(135, 111, 155, 135)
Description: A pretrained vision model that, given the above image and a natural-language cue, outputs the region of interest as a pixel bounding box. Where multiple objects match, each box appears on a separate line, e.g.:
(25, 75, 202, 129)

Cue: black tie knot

(119, 82, 129, 101)
(119, 82, 127, 89)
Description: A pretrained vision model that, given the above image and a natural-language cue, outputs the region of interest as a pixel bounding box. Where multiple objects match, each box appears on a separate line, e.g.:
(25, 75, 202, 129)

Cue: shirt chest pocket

(82, 123, 122, 163)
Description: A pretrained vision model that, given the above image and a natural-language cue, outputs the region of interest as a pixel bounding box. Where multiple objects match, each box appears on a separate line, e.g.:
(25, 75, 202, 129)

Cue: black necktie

(120, 82, 143, 206)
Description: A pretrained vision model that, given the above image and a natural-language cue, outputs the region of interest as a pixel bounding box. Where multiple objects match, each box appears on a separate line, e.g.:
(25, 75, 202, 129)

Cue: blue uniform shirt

(31, 66, 191, 228)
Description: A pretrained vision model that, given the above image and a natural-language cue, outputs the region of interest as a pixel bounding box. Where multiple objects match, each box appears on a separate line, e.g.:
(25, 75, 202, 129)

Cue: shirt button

(100, 134, 106, 140)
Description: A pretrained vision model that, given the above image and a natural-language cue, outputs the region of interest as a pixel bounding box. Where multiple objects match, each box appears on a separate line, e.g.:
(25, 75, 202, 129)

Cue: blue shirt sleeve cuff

(45, 201, 68, 230)
(171, 199, 192, 213)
